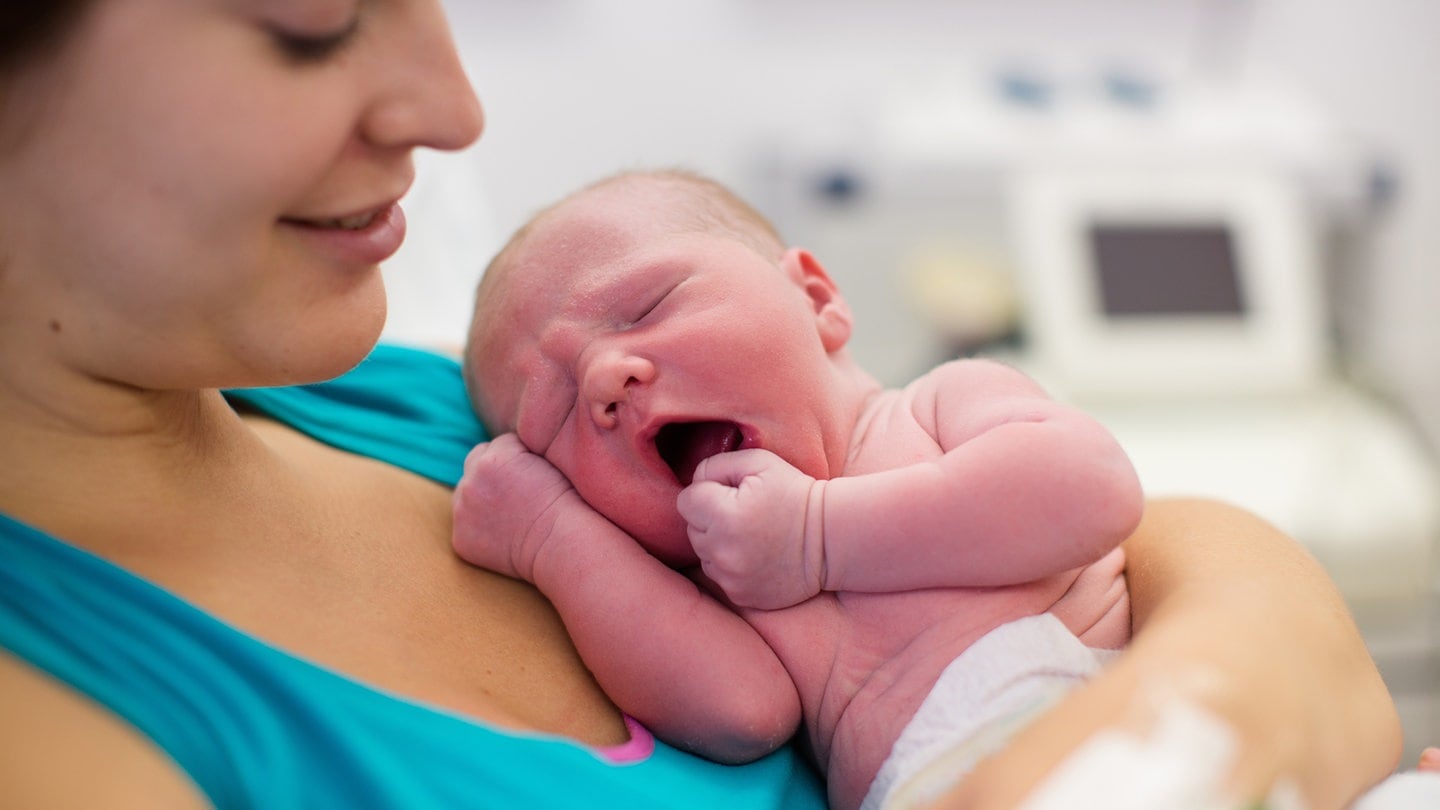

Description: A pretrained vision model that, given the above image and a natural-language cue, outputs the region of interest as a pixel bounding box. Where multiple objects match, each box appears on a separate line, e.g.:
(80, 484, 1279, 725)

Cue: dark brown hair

(1, 0, 92, 76)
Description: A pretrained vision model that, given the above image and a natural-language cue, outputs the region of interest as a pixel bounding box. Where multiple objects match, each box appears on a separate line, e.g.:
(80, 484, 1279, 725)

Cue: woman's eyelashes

(268, 14, 362, 64)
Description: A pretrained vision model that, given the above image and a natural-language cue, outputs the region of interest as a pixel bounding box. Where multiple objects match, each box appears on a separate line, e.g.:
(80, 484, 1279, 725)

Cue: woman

(0, 1, 1401, 808)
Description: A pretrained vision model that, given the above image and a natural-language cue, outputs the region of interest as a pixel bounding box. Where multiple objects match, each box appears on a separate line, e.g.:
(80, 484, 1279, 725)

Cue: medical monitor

(1006, 166, 1327, 401)
(1090, 223, 1246, 317)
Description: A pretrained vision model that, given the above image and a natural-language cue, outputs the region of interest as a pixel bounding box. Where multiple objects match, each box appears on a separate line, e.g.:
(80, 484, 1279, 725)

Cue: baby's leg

(1419, 747, 1440, 773)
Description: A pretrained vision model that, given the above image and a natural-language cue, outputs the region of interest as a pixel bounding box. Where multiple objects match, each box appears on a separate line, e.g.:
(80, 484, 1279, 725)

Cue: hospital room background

(380, 0, 1440, 766)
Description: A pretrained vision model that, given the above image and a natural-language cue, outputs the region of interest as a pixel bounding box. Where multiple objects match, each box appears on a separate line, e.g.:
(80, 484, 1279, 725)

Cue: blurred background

(387, 0, 1439, 766)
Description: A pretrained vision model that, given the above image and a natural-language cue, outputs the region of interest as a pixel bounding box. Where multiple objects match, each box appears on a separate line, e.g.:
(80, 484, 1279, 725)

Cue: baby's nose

(581, 350, 655, 429)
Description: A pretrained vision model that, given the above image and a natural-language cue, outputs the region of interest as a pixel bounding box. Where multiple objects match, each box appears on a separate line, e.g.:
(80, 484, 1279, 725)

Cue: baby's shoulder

(898, 358, 1044, 416)
(914, 357, 1043, 395)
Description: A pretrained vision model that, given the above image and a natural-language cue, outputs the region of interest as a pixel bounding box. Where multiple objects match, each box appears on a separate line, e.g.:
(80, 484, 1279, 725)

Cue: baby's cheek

(636, 510, 700, 569)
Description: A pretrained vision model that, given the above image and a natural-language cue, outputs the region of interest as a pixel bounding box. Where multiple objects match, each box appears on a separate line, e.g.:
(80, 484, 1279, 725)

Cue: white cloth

(861, 613, 1112, 810)
(1351, 771, 1440, 809)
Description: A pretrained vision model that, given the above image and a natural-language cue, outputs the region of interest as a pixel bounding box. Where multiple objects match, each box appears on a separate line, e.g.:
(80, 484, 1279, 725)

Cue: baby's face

(470, 184, 846, 566)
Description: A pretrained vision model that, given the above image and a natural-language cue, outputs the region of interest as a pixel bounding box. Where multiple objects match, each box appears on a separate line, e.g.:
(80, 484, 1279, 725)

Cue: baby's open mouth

(655, 421, 743, 486)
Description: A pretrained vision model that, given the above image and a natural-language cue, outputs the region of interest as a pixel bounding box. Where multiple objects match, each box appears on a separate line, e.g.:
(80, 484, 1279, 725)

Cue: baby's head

(463, 169, 856, 564)
(464, 169, 789, 433)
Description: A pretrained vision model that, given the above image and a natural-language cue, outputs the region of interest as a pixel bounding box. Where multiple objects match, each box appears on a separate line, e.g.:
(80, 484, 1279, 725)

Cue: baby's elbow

(1049, 421, 1145, 542)
(1075, 452, 1144, 552)
(704, 729, 794, 766)
(1097, 468, 1145, 546)
(701, 691, 802, 764)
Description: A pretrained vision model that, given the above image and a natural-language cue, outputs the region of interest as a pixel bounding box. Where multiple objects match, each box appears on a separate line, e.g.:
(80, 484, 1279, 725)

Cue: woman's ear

(781, 247, 852, 353)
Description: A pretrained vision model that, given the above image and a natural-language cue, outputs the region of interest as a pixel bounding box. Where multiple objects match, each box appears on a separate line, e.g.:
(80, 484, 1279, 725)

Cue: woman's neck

(0, 372, 268, 544)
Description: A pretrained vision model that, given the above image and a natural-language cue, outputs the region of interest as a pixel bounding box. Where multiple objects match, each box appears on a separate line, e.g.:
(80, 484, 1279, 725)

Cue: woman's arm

(926, 497, 1402, 810)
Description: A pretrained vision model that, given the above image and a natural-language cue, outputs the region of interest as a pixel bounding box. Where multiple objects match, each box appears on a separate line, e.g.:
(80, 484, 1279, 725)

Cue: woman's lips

(655, 421, 745, 486)
(281, 202, 407, 265)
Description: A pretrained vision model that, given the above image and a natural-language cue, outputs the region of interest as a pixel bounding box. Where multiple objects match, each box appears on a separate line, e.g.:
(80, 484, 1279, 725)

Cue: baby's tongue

(673, 421, 742, 486)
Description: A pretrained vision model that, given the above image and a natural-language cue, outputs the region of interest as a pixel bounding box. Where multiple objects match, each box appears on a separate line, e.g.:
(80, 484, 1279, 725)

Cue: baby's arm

(452, 435, 800, 762)
(822, 359, 1143, 592)
(682, 360, 1141, 607)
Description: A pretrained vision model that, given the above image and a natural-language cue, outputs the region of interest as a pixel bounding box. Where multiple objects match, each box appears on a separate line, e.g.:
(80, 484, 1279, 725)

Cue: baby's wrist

(805, 478, 830, 593)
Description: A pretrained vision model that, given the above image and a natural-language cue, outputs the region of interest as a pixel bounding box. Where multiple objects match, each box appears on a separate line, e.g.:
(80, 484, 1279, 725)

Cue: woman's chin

(301, 318, 387, 381)
(242, 303, 387, 388)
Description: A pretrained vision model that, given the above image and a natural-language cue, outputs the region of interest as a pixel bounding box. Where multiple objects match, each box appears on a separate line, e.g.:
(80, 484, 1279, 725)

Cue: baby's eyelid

(634, 299, 662, 324)
(631, 284, 678, 325)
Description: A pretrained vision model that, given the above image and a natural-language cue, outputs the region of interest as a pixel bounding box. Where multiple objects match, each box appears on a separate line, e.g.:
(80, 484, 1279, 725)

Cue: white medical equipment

(1007, 166, 1326, 403)
(1004, 160, 1439, 601)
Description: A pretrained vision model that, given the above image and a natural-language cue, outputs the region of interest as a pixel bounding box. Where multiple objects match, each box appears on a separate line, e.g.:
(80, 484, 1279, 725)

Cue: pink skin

(1420, 747, 1440, 773)
(453, 430, 803, 765)
(0, 0, 482, 392)
(680, 447, 827, 609)
(455, 176, 1142, 810)
(467, 181, 864, 567)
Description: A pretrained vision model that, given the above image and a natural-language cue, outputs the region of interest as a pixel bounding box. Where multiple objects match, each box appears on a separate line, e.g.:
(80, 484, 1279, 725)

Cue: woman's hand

(925, 498, 1402, 810)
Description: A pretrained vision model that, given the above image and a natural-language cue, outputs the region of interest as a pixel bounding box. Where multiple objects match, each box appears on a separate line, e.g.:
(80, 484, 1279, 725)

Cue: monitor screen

(1088, 223, 1247, 317)
(1007, 168, 1324, 398)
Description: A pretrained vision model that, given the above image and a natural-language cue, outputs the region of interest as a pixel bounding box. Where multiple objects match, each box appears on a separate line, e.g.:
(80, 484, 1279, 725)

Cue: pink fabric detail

(595, 715, 655, 764)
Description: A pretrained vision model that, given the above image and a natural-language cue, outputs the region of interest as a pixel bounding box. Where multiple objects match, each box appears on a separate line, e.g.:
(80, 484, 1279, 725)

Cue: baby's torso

(740, 384, 1130, 809)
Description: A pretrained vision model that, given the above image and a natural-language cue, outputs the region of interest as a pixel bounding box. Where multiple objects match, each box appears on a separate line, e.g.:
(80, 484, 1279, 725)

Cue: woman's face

(0, 0, 482, 390)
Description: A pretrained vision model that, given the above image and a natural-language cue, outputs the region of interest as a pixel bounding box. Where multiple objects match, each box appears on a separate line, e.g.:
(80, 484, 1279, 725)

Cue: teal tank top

(0, 344, 825, 809)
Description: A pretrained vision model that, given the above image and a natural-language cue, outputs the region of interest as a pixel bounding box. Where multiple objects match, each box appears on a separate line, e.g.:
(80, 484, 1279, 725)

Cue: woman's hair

(1, 0, 92, 76)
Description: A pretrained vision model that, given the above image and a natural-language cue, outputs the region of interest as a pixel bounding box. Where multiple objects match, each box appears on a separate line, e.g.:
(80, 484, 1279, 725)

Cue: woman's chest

(104, 443, 628, 748)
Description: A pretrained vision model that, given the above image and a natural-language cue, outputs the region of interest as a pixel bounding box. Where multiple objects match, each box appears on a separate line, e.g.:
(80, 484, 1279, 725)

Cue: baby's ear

(781, 248, 852, 353)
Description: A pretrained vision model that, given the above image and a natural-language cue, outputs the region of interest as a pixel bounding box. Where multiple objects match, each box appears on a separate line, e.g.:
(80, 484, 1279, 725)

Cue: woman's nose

(580, 349, 656, 429)
(360, 2, 485, 152)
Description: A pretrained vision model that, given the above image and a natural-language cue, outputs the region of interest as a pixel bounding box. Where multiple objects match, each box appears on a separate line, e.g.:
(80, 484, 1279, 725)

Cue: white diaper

(860, 613, 1113, 810)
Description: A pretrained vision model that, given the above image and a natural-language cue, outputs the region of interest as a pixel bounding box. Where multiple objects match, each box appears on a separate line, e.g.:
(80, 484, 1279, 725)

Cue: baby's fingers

(690, 448, 780, 487)
(676, 479, 736, 532)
